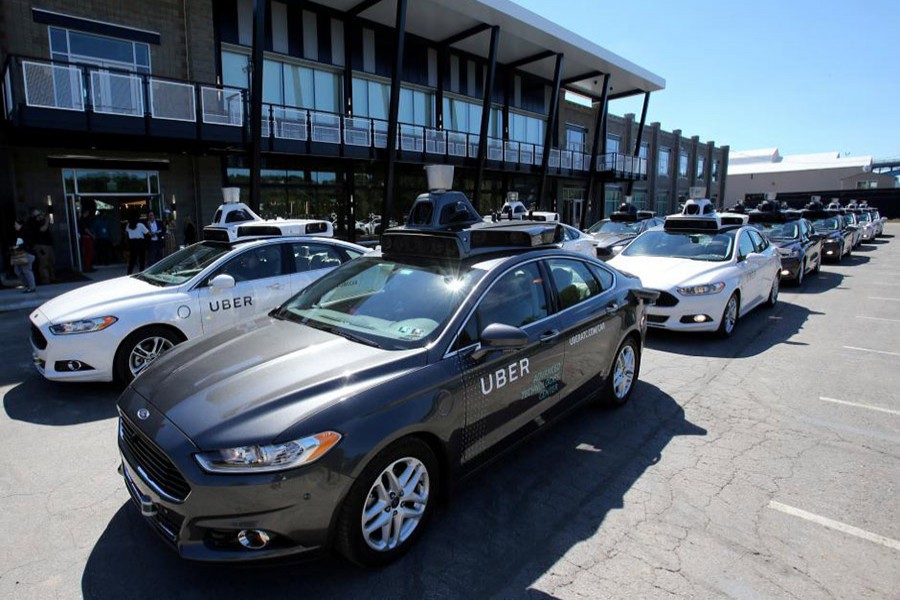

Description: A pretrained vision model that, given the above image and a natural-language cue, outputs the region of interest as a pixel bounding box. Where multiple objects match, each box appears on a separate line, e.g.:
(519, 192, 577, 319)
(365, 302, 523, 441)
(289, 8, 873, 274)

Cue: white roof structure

(729, 148, 873, 176)
(325, 0, 665, 99)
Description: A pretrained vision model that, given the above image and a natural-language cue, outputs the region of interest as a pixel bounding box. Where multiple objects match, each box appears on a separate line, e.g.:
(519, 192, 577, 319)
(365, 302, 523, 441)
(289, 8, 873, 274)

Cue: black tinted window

(474, 263, 549, 331)
(548, 259, 601, 310)
(291, 243, 344, 273)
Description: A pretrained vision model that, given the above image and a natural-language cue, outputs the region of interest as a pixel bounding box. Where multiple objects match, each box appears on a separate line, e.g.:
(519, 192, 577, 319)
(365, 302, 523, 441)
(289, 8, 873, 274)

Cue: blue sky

(515, 0, 900, 159)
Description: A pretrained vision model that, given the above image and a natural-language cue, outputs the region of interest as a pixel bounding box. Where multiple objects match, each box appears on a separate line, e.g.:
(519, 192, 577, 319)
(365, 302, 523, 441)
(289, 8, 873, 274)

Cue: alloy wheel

(612, 345, 636, 400)
(361, 457, 430, 552)
(128, 336, 175, 378)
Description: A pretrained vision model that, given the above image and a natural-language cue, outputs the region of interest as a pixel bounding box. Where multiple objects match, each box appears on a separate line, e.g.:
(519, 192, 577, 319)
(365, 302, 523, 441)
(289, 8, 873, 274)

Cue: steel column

(538, 53, 564, 209)
(247, 0, 267, 212)
(473, 26, 500, 207)
(581, 72, 609, 230)
(626, 91, 650, 196)
(380, 0, 407, 229)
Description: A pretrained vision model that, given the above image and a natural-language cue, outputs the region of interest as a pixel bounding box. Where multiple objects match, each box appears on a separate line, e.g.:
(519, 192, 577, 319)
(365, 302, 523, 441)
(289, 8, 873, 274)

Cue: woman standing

(125, 213, 149, 274)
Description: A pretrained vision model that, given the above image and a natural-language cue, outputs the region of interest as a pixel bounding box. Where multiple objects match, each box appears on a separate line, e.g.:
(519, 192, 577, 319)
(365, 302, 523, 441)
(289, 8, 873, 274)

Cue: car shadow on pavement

(81, 382, 705, 599)
(3, 378, 119, 425)
(782, 268, 844, 295)
(840, 254, 871, 266)
(646, 300, 823, 359)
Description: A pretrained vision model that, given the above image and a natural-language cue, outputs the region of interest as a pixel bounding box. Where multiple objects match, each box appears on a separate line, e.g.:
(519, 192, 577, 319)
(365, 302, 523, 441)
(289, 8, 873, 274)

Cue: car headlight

(195, 431, 342, 473)
(49, 316, 117, 335)
(677, 282, 726, 296)
(611, 245, 627, 255)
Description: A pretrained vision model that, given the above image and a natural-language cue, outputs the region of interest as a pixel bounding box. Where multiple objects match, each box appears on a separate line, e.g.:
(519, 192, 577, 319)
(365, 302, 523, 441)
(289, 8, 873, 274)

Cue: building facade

(1, 0, 727, 271)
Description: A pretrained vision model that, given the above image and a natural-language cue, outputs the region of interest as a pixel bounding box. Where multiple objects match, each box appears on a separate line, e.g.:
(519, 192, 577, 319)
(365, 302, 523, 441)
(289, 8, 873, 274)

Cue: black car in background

(803, 205, 854, 262)
(116, 190, 658, 566)
(748, 203, 822, 286)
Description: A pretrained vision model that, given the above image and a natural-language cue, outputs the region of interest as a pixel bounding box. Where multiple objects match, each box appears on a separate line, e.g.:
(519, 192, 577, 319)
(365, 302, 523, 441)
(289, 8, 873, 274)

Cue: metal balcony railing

(2, 56, 640, 180)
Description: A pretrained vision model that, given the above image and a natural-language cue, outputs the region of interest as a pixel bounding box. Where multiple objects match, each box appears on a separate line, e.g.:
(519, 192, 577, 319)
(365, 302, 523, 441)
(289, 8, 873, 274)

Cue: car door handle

(540, 329, 560, 343)
(266, 283, 284, 290)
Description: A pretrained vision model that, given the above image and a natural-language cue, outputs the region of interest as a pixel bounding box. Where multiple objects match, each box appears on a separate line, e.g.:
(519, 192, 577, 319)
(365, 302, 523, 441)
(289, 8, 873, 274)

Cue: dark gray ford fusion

(117, 216, 656, 566)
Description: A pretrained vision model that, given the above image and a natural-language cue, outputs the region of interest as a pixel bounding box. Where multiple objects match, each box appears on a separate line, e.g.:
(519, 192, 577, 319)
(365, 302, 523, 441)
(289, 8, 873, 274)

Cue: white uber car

(609, 199, 781, 337)
(560, 223, 598, 258)
(30, 235, 368, 383)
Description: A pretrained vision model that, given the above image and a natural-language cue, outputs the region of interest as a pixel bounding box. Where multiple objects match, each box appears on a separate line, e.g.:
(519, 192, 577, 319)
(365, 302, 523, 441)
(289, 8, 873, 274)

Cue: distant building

(728, 148, 895, 205)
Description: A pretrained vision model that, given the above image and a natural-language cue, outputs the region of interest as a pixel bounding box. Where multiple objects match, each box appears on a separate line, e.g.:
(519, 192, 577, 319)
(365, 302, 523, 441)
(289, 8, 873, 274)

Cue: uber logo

(209, 296, 254, 312)
(480, 358, 530, 396)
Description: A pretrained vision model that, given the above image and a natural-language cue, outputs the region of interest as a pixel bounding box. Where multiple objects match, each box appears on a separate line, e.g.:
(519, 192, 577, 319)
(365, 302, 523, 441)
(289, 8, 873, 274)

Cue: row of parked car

(27, 185, 888, 567)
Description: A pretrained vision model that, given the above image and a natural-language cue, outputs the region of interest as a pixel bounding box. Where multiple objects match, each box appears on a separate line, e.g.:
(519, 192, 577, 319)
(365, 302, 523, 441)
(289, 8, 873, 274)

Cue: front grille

(655, 291, 679, 307)
(647, 315, 669, 324)
(31, 324, 47, 350)
(123, 463, 184, 544)
(120, 417, 191, 502)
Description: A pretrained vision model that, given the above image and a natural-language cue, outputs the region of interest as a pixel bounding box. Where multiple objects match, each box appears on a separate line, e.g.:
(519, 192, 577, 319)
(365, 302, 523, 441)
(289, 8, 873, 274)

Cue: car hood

(608, 256, 729, 290)
(589, 232, 634, 248)
(131, 317, 426, 449)
(37, 276, 172, 322)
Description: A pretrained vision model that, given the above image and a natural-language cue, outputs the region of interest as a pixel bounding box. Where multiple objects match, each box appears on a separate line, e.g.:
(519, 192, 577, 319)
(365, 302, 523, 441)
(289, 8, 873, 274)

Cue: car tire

(813, 255, 821, 274)
(716, 293, 739, 338)
(600, 336, 641, 407)
(113, 325, 183, 384)
(336, 438, 438, 567)
(765, 276, 779, 308)
(794, 260, 805, 286)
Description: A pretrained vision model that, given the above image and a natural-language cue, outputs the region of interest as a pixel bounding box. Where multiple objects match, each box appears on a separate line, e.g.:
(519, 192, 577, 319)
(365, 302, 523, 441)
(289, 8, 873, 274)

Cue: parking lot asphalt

(1, 227, 898, 599)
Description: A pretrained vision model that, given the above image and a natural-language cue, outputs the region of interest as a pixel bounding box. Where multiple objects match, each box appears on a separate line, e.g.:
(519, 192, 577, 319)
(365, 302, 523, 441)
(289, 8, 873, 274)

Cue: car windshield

(622, 230, 735, 262)
(857, 212, 871, 223)
(811, 217, 840, 231)
(134, 242, 232, 287)
(275, 257, 485, 350)
(587, 220, 643, 234)
(752, 221, 799, 241)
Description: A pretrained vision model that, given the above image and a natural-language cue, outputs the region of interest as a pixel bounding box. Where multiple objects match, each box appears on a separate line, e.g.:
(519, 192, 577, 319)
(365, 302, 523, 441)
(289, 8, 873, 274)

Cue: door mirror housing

(471, 323, 528, 360)
(210, 274, 236, 290)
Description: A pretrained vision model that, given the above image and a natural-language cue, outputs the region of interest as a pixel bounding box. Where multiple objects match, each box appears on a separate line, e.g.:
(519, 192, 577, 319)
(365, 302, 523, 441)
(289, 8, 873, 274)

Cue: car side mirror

(471, 323, 528, 360)
(210, 274, 236, 290)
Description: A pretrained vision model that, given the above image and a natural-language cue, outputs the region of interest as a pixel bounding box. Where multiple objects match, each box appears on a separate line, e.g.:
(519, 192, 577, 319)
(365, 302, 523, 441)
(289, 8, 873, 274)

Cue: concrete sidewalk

(0, 264, 127, 312)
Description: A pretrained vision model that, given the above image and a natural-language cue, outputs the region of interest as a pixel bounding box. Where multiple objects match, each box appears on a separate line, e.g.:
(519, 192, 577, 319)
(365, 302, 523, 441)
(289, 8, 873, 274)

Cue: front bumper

(821, 240, 842, 260)
(117, 391, 353, 562)
(644, 290, 727, 332)
(778, 256, 801, 279)
(29, 309, 116, 382)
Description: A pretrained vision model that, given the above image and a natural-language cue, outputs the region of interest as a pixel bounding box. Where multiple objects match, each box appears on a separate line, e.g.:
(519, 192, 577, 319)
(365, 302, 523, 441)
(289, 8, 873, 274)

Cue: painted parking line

(867, 297, 900, 302)
(843, 346, 900, 358)
(855, 316, 900, 324)
(819, 396, 900, 417)
(769, 501, 900, 551)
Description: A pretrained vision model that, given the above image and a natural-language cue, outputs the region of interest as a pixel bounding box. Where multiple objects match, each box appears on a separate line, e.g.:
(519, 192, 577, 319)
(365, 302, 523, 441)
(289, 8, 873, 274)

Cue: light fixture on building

(46, 195, 54, 224)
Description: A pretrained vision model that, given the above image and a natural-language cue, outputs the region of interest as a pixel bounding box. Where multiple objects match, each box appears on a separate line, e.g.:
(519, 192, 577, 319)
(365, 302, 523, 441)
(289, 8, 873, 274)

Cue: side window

(548, 259, 601, 310)
(738, 232, 756, 259)
(344, 248, 364, 259)
(291, 243, 345, 272)
(214, 245, 283, 282)
(748, 229, 766, 252)
(454, 262, 549, 350)
(564, 226, 580, 241)
(588, 264, 615, 291)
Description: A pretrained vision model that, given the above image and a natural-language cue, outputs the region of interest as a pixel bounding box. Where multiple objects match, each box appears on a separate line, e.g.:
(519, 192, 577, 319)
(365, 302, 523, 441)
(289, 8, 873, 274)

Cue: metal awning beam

(608, 88, 644, 100)
(346, 0, 386, 17)
(561, 70, 603, 86)
(506, 50, 555, 70)
(440, 23, 491, 46)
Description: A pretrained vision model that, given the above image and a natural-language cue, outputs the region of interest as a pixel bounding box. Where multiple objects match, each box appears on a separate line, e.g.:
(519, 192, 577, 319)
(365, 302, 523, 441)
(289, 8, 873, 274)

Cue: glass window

(263, 60, 283, 104)
(475, 262, 548, 330)
(291, 242, 345, 272)
(52, 27, 151, 73)
(215, 245, 284, 282)
(697, 156, 706, 179)
(737, 232, 756, 259)
(222, 51, 250, 89)
(656, 192, 669, 216)
(639, 143, 649, 160)
(280, 257, 485, 350)
(548, 259, 601, 310)
(589, 264, 614, 291)
(748, 229, 769, 252)
(623, 230, 736, 262)
(566, 125, 586, 152)
(284, 64, 313, 108)
(679, 152, 688, 178)
(712, 159, 720, 183)
(136, 242, 232, 287)
(658, 147, 670, 176)
(607, 135, 620, 155)
(313, 69, 340, 113)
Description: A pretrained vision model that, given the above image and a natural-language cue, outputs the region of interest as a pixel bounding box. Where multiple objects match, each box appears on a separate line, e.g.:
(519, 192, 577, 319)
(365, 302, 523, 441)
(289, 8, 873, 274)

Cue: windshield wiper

(317, 323, 382, 348)
(133, 273, 166, 287)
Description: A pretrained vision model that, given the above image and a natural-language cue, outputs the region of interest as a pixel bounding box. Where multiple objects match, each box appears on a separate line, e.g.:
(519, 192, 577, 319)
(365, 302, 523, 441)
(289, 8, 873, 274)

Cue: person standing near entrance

(10, 237, 36, 293)
(146, 211, 164, 265)
(30, 208, 55, 283)
(125, 213, 149, 275)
